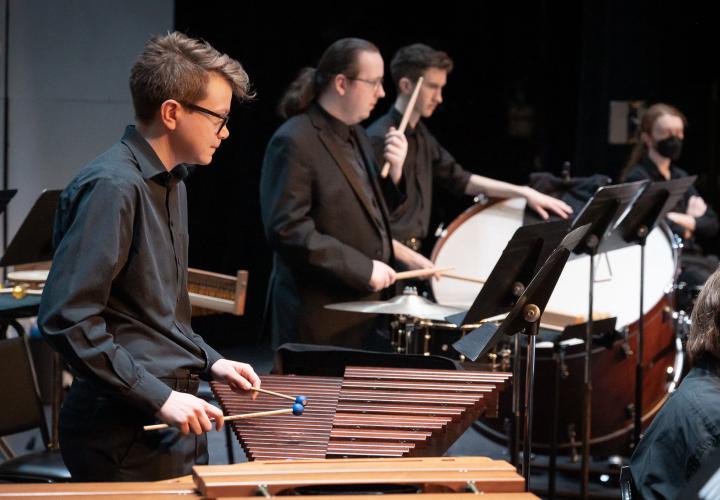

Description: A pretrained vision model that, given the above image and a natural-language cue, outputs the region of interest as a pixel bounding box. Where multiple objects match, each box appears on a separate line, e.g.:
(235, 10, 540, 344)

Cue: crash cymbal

(7, 269, 49, 283)
(325, 287, 464, 322)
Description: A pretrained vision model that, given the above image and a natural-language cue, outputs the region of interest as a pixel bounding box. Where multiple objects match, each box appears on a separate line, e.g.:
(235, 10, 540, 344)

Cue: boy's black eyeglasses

(179, 101, 229, 134)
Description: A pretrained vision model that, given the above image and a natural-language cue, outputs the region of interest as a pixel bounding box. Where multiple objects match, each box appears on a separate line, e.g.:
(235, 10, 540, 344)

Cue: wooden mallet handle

(143, 407, 302, 432)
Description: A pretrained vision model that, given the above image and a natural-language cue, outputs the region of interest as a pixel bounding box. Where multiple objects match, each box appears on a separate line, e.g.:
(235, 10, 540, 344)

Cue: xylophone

(211, 366, 511, 461)
(0, 457, 537, 499)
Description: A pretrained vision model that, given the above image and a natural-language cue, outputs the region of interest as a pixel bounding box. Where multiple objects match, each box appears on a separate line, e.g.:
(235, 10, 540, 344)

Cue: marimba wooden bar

(211, 366, 511, 461)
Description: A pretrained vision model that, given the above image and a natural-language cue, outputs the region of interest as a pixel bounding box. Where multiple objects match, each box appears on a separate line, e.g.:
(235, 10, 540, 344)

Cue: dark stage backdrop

(175, 2, 720, 346)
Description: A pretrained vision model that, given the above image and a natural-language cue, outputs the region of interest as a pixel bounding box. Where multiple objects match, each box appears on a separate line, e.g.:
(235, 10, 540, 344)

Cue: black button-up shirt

(38, 126, 223, 413)
(630, 357, 720, 499)
(624, 157, 719, 242)
(367, 107, 472, 243)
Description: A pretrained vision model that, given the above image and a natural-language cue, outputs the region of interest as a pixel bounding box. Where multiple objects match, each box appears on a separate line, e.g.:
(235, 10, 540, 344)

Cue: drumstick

(380, 76, 424, 178)
(441, 272, 486, 285)
(143, 405, 304, 431)
(395, 266, 454, 280)
(254, 387, 308, 406)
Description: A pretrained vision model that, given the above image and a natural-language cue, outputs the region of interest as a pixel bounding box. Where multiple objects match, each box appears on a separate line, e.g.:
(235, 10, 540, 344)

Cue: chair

(0, 335, 70, 482)
(273, 342, 462, 377)
(619, 465, 636, 500)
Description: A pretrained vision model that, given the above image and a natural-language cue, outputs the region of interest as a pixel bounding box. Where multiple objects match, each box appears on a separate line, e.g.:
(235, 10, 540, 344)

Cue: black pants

(59, 378, 208, 482)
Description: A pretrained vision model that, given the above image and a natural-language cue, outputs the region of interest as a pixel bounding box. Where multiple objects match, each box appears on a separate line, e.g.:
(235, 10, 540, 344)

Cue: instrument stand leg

(548, 342, 565, 499)
(510, 333, 522, 469)
(633, 239, 646, 447)
(50, 351, 62, 448)
(522, 318, 539, 491)
(581, 246, 597, 500)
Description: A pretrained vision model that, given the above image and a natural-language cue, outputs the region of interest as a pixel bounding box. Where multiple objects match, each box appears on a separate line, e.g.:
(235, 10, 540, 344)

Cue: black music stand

(0, 189, 61, 448)
(448, 220, 571, 327)
(453, 224, 591, 490)
(445, 219, 570, 469)
(0, 190, 58, 329)
(0, 189, 17, 264)
(600, 177, 695, 449)
(0, 190, 60, 267)
(0, 190, 16, 216)
(569, 180, 647, 499)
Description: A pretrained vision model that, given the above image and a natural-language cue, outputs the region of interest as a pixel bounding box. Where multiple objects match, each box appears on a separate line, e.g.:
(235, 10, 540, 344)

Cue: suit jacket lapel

(354, 128, 393, 224)
(310, 110, 380, 224)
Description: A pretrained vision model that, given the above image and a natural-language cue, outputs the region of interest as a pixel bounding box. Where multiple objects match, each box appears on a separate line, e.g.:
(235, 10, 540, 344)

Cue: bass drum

(431, 198, 683, 456)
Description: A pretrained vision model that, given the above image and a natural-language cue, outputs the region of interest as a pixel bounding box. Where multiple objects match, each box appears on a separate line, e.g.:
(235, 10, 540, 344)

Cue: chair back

(0, 336, 50, 447)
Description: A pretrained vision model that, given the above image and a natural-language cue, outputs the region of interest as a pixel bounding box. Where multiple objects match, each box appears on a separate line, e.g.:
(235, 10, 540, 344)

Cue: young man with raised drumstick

(367, 43, 572, 260)
(38, 32, 261, 482)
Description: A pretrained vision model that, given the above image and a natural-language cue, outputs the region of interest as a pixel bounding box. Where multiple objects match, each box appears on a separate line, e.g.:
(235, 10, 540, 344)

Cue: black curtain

(175, 1, 719, 345)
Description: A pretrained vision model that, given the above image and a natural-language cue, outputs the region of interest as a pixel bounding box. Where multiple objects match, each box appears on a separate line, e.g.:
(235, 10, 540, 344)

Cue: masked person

(621, 103, 719, 293)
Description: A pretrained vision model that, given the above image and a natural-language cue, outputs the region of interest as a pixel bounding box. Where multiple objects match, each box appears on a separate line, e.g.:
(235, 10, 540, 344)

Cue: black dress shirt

(630, 357, 720, 499)
(623, 157, 719, 241)
(367, 107, 472, 243)
(38, 126, 223, 413)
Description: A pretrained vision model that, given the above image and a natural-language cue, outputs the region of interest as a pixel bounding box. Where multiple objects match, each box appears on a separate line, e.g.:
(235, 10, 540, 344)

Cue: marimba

(0, 457, 537, 499)
(211, 367, 511, 461)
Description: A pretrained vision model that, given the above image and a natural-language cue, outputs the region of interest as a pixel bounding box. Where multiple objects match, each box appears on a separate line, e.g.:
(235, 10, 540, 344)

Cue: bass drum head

(431, 198, 525, 310)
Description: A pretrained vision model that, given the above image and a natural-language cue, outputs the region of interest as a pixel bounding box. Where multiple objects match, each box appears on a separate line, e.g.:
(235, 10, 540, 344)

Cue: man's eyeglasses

(346, 76, 384, 91)
(179, 101, 229, 135)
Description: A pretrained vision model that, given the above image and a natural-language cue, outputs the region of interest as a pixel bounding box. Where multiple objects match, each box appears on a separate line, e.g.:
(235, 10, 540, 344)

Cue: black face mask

(655, 136, 683, 161)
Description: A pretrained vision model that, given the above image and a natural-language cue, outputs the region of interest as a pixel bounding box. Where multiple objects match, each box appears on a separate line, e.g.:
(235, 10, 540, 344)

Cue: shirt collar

(390, 105, 418, 136)
(639, 156, 679, 181)
(121, 125, 189, 185)
(314, 103, 352, 142)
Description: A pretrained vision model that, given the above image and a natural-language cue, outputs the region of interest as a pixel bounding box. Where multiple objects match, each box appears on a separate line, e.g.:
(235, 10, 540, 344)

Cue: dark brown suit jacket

(260, 104, 395, 348)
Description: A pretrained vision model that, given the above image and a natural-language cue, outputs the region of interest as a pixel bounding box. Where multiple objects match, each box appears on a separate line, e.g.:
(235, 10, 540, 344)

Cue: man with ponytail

(261, 38, 425, 348)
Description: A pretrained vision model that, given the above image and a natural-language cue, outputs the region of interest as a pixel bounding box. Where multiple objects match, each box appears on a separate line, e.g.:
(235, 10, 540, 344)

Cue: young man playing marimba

(38, 32, 261, 482)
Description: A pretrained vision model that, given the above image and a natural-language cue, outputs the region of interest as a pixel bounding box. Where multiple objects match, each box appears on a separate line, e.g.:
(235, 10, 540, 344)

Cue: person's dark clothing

(261, 104, 396, 348)
(367, 107, 471, 249)
(630, 357, 720, 499)
(38, 125, 223, 481)
(623, 158, 719, 291)
(623, 158, 718, 241)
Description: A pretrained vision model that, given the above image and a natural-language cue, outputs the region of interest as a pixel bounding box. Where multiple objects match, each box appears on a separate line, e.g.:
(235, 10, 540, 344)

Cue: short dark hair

(278, 38, 379, 119)
(390, 43, 453, 89)
(687, 266, 720, 362)
(129, 31, 253, 124)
